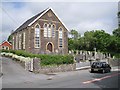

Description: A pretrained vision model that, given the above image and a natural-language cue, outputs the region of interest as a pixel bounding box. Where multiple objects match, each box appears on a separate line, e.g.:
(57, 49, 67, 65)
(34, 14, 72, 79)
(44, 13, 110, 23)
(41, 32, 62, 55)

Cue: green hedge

(1, 50, 74, 66)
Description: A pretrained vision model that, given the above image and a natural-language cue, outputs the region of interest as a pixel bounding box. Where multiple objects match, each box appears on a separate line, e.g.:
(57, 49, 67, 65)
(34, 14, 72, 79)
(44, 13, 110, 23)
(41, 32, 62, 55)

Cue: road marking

(83, 73, 120, 84)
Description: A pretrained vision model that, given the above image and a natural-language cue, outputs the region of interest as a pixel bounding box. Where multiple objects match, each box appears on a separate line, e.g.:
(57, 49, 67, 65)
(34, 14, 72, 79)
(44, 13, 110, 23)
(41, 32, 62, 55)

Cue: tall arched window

(52, 25, 55, 37)
(16, 35, 18, 50)
(23, 32, 26, 49)
(19, 34, 21, 49)
(12, 36, 14, 50)
(44, 23, 47, 37)
(48, 24, 51, 37)
(34, 24, 40, 48)
(59, 27, 63, 48)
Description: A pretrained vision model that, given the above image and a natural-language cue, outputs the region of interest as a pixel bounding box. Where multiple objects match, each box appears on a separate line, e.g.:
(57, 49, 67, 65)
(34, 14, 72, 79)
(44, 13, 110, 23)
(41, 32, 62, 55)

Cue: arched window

(59, 27, 63, 48)
(44, 23, 52, 37)
(12, 36, 14, 50)
(23, 32, 26, 49)
(19, 34, 21, 49)
(52, 25, 55, 37)
(16, 35, 18, 50)
(34, 24, 40, 48)
(44, 23, 47, 37)
(48, 24, 51, 37)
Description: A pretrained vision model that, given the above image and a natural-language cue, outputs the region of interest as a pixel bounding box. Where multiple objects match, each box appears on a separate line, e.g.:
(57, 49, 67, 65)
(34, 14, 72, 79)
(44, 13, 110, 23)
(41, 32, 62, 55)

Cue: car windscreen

(91, 62, 106, 68)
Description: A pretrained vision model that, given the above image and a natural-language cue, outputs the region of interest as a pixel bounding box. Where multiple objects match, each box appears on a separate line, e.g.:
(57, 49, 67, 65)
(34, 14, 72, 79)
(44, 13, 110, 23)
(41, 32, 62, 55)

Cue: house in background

(0, 41, 12, 50)
(11, 7, 68, 54)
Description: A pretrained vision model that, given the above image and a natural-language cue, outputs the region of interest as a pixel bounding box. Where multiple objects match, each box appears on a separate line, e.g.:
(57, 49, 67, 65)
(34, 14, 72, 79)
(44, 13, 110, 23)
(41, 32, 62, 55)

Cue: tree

(83, 30, 96, 51)
(113, 28, 120, 37)
(93, 30, 111, 52)
(7, 35, 12, 43)
(70, 29, 81, 39)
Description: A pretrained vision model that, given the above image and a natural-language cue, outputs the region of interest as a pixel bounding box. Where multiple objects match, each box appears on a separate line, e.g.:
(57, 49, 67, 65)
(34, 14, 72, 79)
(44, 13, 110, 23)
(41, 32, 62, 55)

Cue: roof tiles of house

(12, 8, 48, 34)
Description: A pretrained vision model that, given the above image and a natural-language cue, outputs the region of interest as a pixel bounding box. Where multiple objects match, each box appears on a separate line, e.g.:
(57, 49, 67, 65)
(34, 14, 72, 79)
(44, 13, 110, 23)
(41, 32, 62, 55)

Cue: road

(1, 57, 120, 88)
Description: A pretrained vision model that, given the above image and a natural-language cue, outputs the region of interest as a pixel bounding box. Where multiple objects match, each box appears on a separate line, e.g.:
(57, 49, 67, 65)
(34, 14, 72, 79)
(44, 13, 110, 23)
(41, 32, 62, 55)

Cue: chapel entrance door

(47, 43, 52, 52)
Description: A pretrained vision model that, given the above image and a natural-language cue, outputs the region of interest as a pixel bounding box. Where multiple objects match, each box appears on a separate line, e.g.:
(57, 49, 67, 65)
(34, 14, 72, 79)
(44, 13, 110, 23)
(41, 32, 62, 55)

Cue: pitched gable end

(28, 7, 69, 31)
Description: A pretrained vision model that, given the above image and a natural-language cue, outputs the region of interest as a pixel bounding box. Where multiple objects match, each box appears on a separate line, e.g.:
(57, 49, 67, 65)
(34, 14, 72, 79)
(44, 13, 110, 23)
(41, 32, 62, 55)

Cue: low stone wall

(109, 59, 120, 66)
(33, 58, 76, 74)
(38, 64, 76, 74)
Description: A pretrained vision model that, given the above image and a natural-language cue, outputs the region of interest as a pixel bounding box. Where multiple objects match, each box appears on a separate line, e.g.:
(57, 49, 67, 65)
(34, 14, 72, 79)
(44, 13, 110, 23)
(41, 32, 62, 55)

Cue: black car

(90, 62, 111, 73)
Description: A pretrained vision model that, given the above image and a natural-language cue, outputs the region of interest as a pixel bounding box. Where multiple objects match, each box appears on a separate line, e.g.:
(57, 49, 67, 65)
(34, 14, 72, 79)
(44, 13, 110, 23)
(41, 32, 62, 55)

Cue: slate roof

(12, 8, 48, 34)
(12, 7, 69, 35)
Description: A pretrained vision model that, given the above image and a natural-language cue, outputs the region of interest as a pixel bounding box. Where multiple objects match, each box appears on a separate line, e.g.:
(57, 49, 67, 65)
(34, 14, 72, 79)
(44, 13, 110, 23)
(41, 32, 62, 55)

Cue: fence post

(30, 59, 33, 72)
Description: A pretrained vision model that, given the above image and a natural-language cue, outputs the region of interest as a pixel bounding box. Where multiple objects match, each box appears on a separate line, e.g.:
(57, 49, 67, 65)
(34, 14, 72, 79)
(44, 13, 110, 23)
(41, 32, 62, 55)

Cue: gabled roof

(12, 8, 47, 34)
(0, 40, 12, 46)
(12, 7, 69, 34)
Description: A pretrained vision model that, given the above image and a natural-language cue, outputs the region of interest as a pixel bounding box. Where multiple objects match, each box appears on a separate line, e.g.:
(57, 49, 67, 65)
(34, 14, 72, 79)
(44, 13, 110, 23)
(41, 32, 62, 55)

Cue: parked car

(90, 62, 111, 73)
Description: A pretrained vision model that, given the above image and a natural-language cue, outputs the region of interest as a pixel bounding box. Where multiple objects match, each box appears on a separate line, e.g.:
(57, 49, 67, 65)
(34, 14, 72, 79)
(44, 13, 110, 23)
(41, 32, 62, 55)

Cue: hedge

(1, 50, 74, 66)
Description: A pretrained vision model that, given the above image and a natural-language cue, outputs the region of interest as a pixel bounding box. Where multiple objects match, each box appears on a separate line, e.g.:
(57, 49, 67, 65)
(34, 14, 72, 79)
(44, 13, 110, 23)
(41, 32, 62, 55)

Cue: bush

(1, 50, 74, 66)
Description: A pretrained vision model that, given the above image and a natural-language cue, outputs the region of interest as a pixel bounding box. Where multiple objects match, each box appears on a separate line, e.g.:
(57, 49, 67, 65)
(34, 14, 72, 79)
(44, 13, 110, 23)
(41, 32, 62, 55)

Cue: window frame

(52, 24, 56, 37)
(58, 27, 64, 48)
(34, 24, 41, 48)
(23, 32, 26, 49)
(18, 34, 22, 49)
(44, 23, 48, 37)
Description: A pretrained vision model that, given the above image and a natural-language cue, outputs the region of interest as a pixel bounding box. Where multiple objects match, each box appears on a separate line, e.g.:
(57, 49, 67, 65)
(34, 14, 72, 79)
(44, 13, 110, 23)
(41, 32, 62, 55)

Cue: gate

(25, 59, 33, 72)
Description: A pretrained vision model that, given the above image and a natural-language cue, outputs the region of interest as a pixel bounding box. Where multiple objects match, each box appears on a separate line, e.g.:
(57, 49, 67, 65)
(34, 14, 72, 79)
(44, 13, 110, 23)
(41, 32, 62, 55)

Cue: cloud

(1, 2, 118, 43)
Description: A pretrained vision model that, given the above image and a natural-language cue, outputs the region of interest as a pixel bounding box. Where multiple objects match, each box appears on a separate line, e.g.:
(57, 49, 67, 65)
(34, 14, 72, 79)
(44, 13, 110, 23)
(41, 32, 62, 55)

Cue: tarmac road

(2, 57, 120, 88)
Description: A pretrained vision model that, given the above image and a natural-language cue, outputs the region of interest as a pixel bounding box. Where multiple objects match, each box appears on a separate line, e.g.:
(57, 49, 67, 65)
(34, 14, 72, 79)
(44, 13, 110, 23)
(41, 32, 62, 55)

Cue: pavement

(1, 56, 120, 88)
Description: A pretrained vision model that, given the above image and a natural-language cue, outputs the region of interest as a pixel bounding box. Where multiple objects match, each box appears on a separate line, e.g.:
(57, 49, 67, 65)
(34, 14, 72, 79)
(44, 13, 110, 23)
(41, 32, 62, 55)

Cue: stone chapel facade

(11, 7, 68, 54)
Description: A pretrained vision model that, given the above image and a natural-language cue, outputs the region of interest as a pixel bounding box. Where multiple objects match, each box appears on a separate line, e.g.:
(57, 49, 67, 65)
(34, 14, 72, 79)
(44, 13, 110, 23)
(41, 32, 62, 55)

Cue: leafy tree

(93, 30, 111, 52)
(70, 29, 81, 39)
(7, 35, 12, 43)
(113, 28, 120, 37)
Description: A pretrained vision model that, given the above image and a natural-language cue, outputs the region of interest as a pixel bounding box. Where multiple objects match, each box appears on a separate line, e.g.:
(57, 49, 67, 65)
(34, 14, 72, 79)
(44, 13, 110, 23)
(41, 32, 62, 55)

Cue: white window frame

(44, 23, 48, 37)
(23, 32, 26, 49)
(19, 34, 21, 49)
(16, 35, 18, 50)
(58, 27, 63, 48)
(34, 24, 40, 48)
(12, 36, 14, 50)
(52, 24, 55, 37)
(48, 24, 51, 37)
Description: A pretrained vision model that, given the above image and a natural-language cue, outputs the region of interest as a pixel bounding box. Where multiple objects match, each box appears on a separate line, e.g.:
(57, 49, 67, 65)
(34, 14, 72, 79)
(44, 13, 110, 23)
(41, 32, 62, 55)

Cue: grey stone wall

(38, 64, 76, 74)
(109, 59, 120, 66)
(32, 58, 76, 73)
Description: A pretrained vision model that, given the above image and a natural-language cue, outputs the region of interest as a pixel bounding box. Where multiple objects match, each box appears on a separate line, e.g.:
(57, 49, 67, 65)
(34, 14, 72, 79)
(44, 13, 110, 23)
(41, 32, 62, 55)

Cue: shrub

(1, 50, 74, 66)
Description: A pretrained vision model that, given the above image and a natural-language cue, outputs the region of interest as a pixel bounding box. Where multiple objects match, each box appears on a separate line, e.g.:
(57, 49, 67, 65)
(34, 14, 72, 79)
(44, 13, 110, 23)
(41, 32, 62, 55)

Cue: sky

(0, 1, 119, 43)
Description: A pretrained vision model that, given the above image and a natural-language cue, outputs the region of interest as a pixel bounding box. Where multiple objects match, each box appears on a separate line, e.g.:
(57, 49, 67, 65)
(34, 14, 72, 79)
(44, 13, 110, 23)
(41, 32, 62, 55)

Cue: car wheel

(109, 69, 111, 72)
(102, 69, 105, 73)
(90, 69, 93, 73)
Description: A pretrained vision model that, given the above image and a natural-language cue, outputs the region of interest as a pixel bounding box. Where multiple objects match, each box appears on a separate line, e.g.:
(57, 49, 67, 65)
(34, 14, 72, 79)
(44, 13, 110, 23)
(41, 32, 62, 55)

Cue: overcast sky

(1, 1, 118, 43)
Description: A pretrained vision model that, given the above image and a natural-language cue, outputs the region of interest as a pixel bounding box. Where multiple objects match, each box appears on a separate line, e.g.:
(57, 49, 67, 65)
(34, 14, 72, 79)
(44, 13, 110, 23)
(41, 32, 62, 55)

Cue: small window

(12, 36, 14, 50)
(59, 27, 63, 48)
(19, 34, 21, 49)
(44, 24, 48, 37)
(2, 46, 4, 49)
(52, 25, 55, 37)
(16, 35, 18, 50)
(48, 24, 51, 37)
(23, 32, 25, 49)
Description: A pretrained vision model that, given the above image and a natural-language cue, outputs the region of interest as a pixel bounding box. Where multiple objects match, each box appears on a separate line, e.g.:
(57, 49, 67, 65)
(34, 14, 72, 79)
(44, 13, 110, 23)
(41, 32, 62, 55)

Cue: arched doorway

(47, 43, 53, 52)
